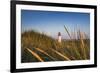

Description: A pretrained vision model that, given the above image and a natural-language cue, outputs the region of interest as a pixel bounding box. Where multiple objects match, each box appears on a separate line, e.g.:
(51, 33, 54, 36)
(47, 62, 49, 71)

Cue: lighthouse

(58, 32, 61, 43)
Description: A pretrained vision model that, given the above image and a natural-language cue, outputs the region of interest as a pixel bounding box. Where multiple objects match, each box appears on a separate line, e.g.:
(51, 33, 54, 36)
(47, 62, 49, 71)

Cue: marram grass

(21, 26, 90, 63)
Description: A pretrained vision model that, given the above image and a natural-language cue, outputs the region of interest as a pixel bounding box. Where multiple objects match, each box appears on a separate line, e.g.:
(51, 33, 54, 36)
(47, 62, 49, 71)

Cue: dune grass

(21, 26, 90, 63)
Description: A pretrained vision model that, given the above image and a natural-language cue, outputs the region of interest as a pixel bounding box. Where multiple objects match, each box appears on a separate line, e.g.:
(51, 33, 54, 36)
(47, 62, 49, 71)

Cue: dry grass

(21, 26, 90, 63)
(35, 48, 56, 60)
(26, 48, 44, 62)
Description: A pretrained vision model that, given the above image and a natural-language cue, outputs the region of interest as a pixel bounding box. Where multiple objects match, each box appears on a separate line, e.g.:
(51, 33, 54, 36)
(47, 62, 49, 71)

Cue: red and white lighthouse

(58, 32, 61, 43)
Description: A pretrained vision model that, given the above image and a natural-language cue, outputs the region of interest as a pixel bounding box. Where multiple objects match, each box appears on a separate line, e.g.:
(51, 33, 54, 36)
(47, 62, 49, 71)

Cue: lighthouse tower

(58, 32, 61, 43)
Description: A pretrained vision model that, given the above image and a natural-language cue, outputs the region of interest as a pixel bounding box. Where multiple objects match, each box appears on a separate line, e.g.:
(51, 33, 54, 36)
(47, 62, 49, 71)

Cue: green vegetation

(21, 26, 90, 63)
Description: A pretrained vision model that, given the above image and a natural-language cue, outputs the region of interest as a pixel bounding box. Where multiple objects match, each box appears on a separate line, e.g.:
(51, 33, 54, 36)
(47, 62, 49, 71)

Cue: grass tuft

(21, 26, 90, 63)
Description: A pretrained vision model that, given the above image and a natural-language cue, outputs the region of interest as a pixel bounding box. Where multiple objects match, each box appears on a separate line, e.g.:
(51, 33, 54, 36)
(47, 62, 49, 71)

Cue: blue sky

(21, 10, 90, 39)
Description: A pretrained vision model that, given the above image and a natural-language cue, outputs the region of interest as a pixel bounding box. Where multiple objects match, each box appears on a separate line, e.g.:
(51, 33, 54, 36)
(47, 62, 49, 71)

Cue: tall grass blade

(64, 25, 71, 39)
(35, 48, 56, 60)
(51, 48, 70, 61)
(26, 48, 44, 62)
(79, 31, 87, 59)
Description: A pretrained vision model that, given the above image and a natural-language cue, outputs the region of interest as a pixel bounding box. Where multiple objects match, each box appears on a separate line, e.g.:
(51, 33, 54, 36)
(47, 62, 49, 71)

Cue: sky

(21, 10, 90, 39)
